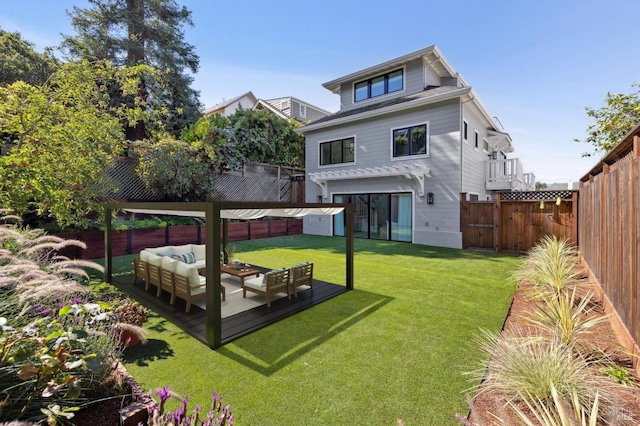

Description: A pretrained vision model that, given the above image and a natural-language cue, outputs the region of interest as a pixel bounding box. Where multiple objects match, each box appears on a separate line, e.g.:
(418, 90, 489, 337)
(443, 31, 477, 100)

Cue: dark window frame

(474, 130, 479, 149)
(392, 123, 428, 158)
(463, 120, 468, 141)
(354, 68, 404, 103)
(319, 137, 355, 166)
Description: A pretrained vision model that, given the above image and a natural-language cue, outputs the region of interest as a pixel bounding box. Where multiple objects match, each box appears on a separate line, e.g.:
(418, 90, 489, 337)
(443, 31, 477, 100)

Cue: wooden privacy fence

(461, 190, 578, 253)
(579, 128, 640, 365)
(54, 218, 302, 259)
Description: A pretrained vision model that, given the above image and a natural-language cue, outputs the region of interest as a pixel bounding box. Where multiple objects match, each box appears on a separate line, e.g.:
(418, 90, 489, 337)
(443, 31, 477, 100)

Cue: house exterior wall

(461, 103, 493, 200)
(304, 99, 464, 248)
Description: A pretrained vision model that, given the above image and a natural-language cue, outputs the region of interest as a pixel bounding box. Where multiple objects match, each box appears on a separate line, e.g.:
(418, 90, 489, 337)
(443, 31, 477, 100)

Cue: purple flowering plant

(146, 387, 234, 426)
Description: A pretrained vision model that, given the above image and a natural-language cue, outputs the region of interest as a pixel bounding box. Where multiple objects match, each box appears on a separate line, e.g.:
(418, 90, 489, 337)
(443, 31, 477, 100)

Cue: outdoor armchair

(290, 262, 314, 297)
(243, 268, 290, 308)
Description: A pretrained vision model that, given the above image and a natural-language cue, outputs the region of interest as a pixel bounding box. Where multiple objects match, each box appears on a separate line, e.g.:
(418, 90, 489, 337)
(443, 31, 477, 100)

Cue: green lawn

(109, 235, 520, 425)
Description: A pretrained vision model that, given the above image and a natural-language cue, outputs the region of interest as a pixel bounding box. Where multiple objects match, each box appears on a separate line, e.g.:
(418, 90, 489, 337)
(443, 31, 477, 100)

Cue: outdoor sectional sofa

(133, 245, 315, 312)
(135, 244, 208, 312)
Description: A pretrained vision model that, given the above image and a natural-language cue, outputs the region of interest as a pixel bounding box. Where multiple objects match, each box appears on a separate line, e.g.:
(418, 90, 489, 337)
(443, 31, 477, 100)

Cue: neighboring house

(255, 96, 332, 123)
(202, 91, 258, 117)
(297, 45, 535, 249)
(203, 92, 331, 124)
(545, 181, 579, 191)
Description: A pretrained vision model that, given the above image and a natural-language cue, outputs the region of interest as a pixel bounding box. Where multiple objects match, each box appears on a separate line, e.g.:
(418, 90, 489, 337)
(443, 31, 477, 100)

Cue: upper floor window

(281, 100, 290, 109)
(483, 138, 489, 152)
(354, 69, 404, 103)
(299, 104, 307, 118)
(320, 137, 355, 165)
(474, 131, 479, 149)
(463, 121, 468, 141)
(393, 123, 427, 157)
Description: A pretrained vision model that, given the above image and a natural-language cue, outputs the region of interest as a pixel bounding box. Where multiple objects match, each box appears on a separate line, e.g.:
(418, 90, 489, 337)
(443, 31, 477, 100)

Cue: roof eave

(297, 87, 471, 134)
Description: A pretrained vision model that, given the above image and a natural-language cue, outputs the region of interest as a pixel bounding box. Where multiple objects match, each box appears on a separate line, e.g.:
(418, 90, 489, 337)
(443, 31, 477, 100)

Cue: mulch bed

(462, 283, 640, 425)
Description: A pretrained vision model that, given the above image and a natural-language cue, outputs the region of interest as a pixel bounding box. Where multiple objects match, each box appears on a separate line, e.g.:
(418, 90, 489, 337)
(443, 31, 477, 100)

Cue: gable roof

(253, 99, 289, 119)
(203, 91, 257, 116)
(297, 85, 469, 132)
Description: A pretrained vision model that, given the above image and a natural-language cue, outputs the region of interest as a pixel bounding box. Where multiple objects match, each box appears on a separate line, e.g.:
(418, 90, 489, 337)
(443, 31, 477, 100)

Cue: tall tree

(0, 28, 58, 86)
(575, 83, 640, 157)
(62, 0, 202, 139)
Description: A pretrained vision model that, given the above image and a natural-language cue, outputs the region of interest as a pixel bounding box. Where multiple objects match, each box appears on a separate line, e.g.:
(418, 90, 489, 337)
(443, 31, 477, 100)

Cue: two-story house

(297, 45, 534, 249)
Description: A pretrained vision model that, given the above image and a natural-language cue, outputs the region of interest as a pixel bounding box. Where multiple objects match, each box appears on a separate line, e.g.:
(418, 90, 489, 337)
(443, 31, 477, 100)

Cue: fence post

(460, 193, 467, 249)
(127, 229, 132, 255)
(571, 191, 579, 246)
(494, 193, 501, 252)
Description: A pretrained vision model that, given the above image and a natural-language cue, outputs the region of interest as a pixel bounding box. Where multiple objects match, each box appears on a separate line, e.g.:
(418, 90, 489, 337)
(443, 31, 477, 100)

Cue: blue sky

(2, 0, 639, 184)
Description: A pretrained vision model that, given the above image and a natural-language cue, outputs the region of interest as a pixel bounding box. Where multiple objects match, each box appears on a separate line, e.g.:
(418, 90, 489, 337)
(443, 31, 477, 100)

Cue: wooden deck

(111, 271, 348, 346)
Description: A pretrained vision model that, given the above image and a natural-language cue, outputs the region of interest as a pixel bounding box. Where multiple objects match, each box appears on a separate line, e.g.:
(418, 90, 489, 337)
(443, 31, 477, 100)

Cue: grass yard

(105, 235, 521, 425)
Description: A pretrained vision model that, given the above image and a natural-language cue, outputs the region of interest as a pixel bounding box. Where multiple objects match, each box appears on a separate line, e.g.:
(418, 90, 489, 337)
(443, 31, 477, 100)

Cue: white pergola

(104, 201, 354, 348)
(309, 164, 430, 198)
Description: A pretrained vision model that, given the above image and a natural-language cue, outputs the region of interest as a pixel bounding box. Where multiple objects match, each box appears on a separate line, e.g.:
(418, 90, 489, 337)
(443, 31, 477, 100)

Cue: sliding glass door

(333, 192, 411, 242)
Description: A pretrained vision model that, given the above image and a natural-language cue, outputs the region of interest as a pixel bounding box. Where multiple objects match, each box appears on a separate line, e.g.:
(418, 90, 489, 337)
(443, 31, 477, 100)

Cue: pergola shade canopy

(123, 207, 345, 220)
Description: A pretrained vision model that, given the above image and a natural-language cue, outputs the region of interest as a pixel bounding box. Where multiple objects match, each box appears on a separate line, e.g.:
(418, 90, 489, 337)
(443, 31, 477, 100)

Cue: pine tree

(62, 0, 202, 140)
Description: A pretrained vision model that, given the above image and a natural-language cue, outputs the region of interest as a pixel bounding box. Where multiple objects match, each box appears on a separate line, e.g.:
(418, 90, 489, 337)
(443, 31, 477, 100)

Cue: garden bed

(466, 283, 640, 425)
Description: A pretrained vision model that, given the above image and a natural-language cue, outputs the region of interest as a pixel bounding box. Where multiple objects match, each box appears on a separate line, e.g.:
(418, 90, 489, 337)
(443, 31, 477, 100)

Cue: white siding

(304, 99, 464, 248)
(460, 103, 492, 199)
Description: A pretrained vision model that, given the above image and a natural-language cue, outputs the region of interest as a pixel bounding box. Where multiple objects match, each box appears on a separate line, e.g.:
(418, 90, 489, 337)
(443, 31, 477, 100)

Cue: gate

(461, 191, 578, 253)
(460, 201, 494, 250)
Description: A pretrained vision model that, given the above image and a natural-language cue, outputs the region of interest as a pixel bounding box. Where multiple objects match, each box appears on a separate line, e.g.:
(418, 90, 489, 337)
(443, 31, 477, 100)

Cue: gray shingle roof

(307, 86, 461, 126)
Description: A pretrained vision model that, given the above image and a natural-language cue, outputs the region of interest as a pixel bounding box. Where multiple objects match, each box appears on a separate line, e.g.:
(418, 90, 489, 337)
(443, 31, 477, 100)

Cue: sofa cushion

(169, 244, 193, 257)
(147, 247, 172, 257)
(147, 253, 164, 267)
(161, 256, 179, 272)
(244, 276, 265, 289)
(140, 250, 152, 262)
(175, 262, 202, 288)
(192, 244, 206, 261)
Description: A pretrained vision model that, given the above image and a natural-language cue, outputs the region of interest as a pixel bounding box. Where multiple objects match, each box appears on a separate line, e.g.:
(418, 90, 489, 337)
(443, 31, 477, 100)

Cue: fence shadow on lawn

(216, 289, 393, 376)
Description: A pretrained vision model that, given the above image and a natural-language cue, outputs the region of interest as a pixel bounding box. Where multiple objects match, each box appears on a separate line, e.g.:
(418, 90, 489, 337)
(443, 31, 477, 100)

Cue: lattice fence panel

(500, 190, 575, 201)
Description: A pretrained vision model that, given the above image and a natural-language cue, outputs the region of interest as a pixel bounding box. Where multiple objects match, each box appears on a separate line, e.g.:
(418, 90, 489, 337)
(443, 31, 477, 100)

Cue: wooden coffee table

(219, 264, 260, 288)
